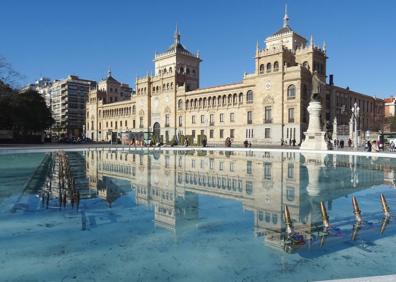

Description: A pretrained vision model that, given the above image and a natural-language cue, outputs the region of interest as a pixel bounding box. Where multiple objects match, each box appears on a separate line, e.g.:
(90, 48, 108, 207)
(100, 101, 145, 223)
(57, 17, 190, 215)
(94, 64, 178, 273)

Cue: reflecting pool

(1, 149, 396, 281)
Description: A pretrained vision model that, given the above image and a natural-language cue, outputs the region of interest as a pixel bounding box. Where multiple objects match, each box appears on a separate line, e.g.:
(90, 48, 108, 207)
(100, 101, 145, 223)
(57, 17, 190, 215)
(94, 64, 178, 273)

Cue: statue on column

(311, 71, 326, 102)
(300, 70, 328, 150)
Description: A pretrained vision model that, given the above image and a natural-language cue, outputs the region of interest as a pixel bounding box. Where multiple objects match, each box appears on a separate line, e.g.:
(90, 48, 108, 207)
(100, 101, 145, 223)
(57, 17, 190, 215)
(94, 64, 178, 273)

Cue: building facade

(50, 75, 96, 137)
(86, 11, 384, 145)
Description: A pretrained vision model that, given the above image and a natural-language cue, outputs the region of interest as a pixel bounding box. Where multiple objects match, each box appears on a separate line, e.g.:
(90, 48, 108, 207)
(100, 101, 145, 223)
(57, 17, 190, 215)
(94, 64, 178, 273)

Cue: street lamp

(351, 102, 360, 149)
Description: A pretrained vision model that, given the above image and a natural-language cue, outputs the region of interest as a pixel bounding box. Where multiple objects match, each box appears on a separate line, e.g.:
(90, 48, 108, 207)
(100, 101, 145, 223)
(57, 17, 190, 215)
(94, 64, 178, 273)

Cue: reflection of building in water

(85, 149, 388, 247)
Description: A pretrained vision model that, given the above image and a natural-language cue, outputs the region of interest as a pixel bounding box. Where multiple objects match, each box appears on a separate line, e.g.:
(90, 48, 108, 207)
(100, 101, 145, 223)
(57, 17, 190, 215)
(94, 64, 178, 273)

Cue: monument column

(300, 71, 328, 150)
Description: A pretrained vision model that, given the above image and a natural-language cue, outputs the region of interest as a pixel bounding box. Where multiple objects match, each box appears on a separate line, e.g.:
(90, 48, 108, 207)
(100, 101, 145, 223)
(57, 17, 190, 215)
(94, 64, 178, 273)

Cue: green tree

(0, 88, 54, 137)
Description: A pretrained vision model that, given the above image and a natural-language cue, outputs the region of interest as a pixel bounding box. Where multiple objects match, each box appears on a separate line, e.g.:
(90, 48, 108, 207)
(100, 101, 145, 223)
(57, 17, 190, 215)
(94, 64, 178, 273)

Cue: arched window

(228, 94, 232, 105)
(186, 68, 190, 74)
(190, 100, 193, 109)
(266, 63, 272, 73)
(233, 93, 237, 104)
(246, 90, 253, 103)
(169, 67, 173, 73)
(194, 99, 198, 109)
(287, 85, 296, 99)
(273, 61, 279, 72)
(163, 68, 167, 74)
(178, 99, 183, 110)
(208, 97, 211, 107)
(218, 96, 221, 106)
(212, 96, 216, 106)
(167, 83, 169, 89)
(259, 64, 265, 74)
(203, 97, 207, 108)
(239, 93, 243, 104)
(179, 66, 184, 73)
(199, 98, 202, 108)
(185, 100, 189, 110)
(222, 95, 227, 106)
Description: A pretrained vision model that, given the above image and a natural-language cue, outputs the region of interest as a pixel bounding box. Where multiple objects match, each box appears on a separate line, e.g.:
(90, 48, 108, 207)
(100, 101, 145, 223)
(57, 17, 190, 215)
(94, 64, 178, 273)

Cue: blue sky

(1, 0, 395, 98)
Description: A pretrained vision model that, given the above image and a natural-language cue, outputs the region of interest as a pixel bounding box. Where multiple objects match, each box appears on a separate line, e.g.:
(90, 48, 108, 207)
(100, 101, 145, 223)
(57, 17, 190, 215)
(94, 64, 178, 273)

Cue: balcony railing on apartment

(264, 118, 272, 124)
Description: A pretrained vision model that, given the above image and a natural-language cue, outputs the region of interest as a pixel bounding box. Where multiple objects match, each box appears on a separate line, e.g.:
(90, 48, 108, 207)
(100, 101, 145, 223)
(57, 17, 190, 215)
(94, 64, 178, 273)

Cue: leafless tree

(0, 55, 23, 87)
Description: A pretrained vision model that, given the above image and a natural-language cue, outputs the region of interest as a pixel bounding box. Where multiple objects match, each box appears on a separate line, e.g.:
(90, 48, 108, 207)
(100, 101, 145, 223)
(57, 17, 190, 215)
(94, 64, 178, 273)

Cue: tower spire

(174, 23, 181, 45)
(283, 4, 289, 28)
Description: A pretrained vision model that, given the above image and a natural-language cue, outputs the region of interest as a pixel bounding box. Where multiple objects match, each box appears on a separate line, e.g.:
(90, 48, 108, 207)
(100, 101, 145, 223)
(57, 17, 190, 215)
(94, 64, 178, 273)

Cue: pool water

(1, 149, 396, 281)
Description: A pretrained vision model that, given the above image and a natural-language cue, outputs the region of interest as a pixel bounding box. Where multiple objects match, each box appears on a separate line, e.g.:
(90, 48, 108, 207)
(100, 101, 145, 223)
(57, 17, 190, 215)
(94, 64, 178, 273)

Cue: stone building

(86, 71, 133, 141)
(86, 10, 384, 145)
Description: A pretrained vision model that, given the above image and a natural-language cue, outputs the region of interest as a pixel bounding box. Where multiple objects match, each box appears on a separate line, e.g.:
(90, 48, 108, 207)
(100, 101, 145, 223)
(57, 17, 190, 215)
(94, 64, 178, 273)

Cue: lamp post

(351, 102, 360, 149)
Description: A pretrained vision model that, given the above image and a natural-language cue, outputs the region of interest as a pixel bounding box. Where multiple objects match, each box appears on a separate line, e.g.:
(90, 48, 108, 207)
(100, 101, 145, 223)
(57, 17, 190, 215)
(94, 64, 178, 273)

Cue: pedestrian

(348, 138, 352, 147)
(367, 140, 372, 152)
(340, 140, 344, 148)
(292, 139, 296, 146)
(372, 140, 380, 152)
(202, 138, 207, 147)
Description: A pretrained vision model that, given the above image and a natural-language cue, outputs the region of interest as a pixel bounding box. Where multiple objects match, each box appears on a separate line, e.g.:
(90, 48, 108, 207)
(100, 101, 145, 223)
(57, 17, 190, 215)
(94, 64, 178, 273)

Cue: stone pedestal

(300, 101, 328, 150)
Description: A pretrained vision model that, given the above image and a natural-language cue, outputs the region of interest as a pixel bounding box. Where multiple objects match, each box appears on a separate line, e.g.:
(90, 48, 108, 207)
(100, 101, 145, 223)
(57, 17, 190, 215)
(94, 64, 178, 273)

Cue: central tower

(154, 26, 201, 91)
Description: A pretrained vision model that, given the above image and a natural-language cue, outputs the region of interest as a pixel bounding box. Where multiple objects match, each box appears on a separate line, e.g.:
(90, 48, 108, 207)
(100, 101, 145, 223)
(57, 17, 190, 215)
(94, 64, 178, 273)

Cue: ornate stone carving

(263, 95, 275, 105)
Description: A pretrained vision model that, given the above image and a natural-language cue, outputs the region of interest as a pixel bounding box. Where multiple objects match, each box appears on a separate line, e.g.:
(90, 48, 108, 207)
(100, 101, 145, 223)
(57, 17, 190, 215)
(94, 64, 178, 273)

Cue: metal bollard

(352, 196, 363, 223)
(380, 194, 391, 218)
(284, 205, 293, 235)
(320, 201, 330, 229)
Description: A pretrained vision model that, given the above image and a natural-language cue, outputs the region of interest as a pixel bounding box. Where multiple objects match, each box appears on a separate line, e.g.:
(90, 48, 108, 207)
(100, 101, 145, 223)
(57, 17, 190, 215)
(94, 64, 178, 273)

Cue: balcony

(288, 118, 295, 123)
(264, 119, 272, 124)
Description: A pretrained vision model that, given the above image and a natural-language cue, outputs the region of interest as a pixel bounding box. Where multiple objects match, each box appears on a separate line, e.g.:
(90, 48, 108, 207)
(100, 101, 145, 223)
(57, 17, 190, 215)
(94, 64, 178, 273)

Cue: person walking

(367, 141, 372, 152)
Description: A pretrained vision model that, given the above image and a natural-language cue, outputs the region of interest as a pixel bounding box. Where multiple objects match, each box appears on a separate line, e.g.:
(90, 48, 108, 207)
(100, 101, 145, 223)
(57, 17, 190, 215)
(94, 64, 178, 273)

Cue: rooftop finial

(310, 34, 314, 47)
(108, 67, 112, 77)
(174, 23, 181, 45)
(283, 4, 289, 28)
